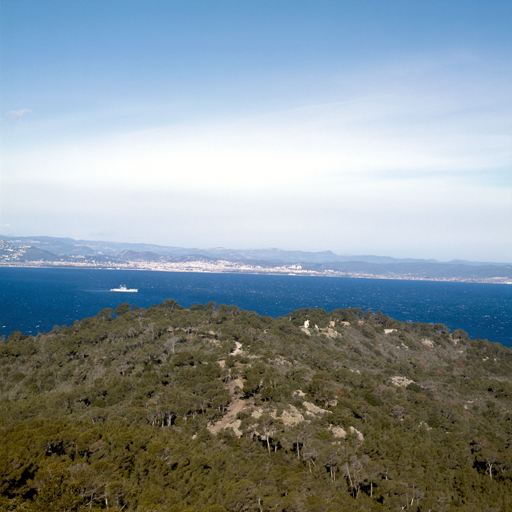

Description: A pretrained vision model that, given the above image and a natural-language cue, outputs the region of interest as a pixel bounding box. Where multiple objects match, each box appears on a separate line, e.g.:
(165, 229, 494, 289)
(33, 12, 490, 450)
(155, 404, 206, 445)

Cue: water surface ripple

(1, 268, 510, 346)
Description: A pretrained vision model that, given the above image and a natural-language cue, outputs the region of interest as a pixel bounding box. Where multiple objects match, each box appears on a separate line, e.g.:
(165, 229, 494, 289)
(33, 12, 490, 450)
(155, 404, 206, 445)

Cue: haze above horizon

(1, 1, 511, 263)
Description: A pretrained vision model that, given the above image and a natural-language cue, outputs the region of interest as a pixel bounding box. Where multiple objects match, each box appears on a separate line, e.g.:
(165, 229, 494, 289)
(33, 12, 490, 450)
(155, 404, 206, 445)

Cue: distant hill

(302, 260, 512, 280)
(1, 234, 511, 282)
(116, 249, 171, 262)
(1, 302, 511, 510)
(0, 239, 60, 262)
(4, 234, 509, 265)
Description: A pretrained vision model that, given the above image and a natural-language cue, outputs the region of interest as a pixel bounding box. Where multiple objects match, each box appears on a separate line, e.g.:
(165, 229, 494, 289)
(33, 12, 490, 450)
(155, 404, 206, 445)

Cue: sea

(1, 267, 511, 347)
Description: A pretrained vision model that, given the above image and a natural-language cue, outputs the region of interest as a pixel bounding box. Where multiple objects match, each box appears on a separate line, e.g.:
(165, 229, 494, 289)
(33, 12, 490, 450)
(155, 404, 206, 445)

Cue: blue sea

(1, 267, 511, 347)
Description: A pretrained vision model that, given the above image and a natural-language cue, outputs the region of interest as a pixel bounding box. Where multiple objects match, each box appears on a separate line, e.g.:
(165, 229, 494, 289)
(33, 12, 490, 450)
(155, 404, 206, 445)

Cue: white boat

(110, 285, 138, 292)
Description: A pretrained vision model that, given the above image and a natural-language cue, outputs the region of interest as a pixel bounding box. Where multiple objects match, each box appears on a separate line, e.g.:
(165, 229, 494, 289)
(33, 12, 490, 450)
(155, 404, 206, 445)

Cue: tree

(309, 372, 335, 406)
(164, 336, 180, 355)
(115, 303, 131, 315)
(341, 453, 369, 499)
(256, 414, 283, 454)
(98, 308, 114, 319)
(363, 459, 383, 498)
(282, 423, 314, 461)
(164, 299, 177, 310)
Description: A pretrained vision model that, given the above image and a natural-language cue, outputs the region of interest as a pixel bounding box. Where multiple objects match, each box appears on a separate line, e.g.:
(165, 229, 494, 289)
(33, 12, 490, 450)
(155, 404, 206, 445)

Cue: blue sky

(1, 1, 511, 262)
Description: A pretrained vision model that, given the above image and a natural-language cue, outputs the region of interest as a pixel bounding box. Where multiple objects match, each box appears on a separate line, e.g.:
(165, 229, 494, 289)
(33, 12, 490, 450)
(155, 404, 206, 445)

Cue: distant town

(1, 237, 511, 284)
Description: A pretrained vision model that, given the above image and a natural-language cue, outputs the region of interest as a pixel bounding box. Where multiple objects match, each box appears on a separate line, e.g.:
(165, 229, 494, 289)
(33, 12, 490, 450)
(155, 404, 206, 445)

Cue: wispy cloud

(7, 109, 33, 118)
(1, 53, 510, 261)
(1, 109, 34, 125)
(13, 74, 506, 195)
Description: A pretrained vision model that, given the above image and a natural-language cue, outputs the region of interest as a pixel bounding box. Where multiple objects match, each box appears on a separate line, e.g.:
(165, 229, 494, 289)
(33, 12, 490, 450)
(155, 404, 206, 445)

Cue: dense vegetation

(1, 300, 511, 511)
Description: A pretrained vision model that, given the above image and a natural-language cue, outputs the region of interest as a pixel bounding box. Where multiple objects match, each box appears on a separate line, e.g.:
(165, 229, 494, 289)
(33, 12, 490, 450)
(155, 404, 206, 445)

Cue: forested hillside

(1, 301, 511, 511)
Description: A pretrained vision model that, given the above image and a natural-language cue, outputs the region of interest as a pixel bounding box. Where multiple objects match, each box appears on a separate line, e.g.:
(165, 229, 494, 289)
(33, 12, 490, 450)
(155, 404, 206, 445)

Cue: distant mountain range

(1, 234, 511, 283)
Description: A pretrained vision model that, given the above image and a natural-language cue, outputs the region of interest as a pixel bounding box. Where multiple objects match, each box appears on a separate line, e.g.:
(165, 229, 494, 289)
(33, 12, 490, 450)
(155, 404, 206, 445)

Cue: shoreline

(1, 262, 511, 285)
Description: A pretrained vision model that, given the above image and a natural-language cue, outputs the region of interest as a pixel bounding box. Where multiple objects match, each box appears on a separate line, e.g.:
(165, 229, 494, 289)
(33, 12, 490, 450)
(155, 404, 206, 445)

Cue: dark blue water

(1, 268, 511, 346)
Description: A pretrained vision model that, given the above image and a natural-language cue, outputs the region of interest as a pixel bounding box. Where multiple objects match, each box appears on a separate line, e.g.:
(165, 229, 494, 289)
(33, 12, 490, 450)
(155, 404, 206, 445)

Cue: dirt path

(227, 376, 243, 395)
(208, 375, 252, 435)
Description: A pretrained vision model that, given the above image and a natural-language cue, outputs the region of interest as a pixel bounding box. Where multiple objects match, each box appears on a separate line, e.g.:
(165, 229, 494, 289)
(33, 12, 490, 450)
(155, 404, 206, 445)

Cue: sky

(1, 1, 511, 263)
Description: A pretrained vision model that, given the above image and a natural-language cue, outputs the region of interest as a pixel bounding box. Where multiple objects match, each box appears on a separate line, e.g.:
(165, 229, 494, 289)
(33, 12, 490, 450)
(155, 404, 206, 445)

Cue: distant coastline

(1, 235, 511, 285)
(1, 260, 511, 285)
